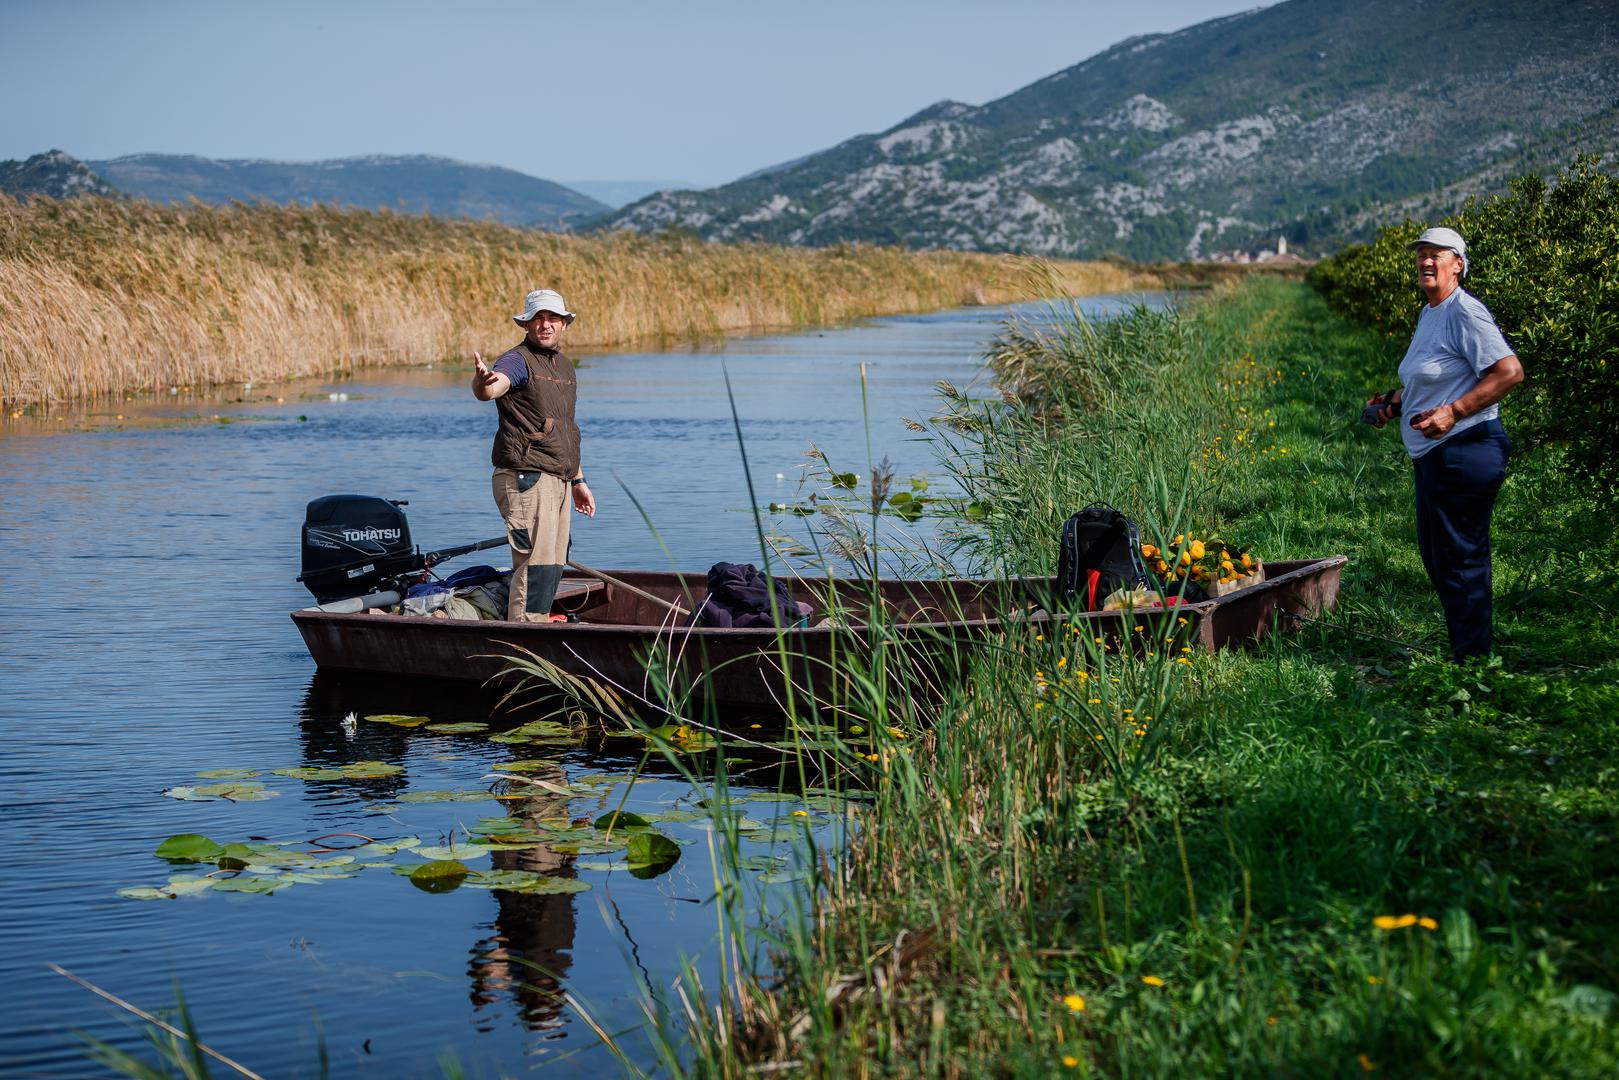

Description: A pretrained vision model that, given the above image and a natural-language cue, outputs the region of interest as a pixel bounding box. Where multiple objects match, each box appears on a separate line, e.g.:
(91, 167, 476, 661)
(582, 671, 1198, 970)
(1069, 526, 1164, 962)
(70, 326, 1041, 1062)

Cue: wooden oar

(566, 560, 691, 619)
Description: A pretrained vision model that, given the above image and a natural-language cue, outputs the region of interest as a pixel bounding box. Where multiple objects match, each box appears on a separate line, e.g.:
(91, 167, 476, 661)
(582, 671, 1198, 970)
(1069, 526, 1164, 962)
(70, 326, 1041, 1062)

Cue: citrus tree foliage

(1308, 157, 1619, 503)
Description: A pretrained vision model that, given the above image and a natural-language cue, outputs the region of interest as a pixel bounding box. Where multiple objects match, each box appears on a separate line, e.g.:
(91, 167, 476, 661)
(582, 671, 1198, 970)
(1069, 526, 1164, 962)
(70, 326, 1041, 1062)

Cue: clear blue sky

(1, 0, 1274, 188)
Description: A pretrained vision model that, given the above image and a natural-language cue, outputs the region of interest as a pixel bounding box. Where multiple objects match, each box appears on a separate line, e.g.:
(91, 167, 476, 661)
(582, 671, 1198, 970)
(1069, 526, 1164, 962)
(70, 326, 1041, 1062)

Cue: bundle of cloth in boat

(403, 565, 510, 620)
(688, 562, 812, 628)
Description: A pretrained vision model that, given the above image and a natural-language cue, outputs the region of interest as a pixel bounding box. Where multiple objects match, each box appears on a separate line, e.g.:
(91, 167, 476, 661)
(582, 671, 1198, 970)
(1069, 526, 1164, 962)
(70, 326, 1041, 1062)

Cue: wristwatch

(569, 477, 587, 486)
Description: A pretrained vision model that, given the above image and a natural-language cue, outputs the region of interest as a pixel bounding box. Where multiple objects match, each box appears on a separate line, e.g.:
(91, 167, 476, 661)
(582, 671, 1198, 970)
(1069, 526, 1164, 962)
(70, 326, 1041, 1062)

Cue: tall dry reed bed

(0, 196, 1156, 407)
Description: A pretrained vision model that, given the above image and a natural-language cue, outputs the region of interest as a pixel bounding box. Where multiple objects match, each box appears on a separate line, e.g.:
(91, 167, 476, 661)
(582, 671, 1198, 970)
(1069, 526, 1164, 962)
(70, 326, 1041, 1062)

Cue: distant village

(1203, 236, 1310, 265)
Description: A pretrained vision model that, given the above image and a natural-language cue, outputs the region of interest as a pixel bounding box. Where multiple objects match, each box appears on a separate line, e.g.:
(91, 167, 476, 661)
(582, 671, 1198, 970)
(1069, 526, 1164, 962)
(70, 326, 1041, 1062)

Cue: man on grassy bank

(472, 288, 595, 622)
(1366, 227, 1523, 661)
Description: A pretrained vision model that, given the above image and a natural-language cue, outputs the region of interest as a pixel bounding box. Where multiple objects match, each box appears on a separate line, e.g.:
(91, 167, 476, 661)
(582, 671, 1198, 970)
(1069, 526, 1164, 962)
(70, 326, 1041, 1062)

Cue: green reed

(645, 277, 1619, 1077)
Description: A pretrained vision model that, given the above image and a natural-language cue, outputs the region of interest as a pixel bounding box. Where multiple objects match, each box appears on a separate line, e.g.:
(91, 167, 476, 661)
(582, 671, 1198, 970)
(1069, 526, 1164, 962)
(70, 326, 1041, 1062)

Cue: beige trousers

(492, 468, 570, 622)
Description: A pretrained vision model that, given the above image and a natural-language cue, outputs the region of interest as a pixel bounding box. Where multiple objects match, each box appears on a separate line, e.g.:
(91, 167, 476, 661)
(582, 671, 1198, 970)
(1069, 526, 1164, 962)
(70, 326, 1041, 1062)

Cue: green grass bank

(678, 278, 1619, 1077)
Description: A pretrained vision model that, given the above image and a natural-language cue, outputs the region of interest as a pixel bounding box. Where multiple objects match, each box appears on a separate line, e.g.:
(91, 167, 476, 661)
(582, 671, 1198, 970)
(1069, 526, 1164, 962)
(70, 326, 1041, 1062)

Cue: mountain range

(602, 0, 1619, 259)
(0, 149, 118, 200)
(84, 153, 610, 229)
(7, 0, 1616, 258)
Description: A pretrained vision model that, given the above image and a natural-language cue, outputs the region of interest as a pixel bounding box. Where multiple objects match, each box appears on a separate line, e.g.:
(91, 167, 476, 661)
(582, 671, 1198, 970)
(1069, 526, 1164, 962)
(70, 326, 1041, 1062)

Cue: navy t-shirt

(493, 349, 529, 390)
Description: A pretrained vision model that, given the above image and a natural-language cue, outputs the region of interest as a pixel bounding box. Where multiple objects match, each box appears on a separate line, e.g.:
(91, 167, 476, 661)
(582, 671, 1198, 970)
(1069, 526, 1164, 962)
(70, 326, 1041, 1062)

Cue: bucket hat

(1407, 226, 1468, 277)
(513, 288, 576, 326)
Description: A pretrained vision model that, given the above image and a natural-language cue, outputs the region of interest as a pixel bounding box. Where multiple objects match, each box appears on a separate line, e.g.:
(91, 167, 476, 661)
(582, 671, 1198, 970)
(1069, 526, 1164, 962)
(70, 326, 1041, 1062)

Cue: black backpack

(1054, 503, 1153, 611)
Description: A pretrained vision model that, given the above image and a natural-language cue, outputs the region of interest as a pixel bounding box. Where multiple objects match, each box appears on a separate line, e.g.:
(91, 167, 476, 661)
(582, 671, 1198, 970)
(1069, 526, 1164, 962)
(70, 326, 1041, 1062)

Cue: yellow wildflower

(1141, 975, 1165, 987)
(1367, 975, 1383, 985)
(1358, 1054, 1376, 1072)
(1373, 914, 1419, 931)
(1062, 993, 1086, 1013)
(1417, 916, 1438, 930)
(1062, 1056, 1080, 1068)
(792, 810, 809, 818)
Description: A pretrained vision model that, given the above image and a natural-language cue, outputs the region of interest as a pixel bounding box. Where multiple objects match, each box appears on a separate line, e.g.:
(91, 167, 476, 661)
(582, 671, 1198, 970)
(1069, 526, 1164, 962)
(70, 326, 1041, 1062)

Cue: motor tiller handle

(422, 536, 507, 567)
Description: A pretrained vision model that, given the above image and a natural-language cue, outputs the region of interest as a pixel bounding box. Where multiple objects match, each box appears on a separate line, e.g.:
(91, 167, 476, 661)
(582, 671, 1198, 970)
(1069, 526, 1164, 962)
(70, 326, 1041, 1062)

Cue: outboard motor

(298, 495, 418, 603)
(297, 494, 503, 607)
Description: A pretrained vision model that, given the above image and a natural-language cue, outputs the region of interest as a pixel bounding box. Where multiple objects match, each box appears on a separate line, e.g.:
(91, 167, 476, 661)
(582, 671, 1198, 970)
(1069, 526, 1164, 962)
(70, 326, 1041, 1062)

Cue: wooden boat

(291, 557, 1347, 711)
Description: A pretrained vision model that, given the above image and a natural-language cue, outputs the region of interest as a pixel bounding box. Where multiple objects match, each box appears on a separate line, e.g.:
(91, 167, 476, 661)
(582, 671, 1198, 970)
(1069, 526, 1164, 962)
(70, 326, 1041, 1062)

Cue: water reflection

(469, 773, 579, 1034)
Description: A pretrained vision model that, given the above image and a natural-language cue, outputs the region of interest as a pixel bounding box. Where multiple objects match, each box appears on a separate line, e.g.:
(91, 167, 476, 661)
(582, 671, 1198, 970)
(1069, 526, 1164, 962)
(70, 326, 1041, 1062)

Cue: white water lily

(340, 712, 357, 738)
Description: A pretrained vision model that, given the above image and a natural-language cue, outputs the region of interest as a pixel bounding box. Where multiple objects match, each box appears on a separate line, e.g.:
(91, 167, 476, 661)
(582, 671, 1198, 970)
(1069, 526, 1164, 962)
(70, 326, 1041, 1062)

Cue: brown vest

(491, 342, 581, 477)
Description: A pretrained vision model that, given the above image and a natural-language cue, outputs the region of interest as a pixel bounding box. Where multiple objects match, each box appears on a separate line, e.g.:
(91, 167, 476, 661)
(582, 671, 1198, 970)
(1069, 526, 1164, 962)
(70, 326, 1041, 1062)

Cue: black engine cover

(298, 494, 417, 602)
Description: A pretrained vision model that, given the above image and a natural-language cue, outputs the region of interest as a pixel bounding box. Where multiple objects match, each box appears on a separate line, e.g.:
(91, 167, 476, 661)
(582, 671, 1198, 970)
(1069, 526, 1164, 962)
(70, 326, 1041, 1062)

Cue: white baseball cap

(513, 288, 576, 325)
(1407, 227, 1468, 277)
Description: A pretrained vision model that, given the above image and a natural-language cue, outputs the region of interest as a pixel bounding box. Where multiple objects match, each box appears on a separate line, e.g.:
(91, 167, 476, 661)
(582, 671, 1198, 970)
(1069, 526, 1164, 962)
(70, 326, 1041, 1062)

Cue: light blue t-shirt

(1397, 287, 1514, 460)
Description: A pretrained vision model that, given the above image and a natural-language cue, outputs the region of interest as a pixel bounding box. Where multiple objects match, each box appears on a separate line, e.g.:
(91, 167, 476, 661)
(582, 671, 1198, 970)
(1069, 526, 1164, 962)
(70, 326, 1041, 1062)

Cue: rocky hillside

(602, 0, 1619, 259)
(87, 153, 608, 230)
(0, 150, 118, 200)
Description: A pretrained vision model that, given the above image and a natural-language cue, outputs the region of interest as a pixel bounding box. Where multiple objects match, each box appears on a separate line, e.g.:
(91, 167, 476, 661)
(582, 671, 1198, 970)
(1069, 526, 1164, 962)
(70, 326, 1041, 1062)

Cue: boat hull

(290, 559, 1347, 710)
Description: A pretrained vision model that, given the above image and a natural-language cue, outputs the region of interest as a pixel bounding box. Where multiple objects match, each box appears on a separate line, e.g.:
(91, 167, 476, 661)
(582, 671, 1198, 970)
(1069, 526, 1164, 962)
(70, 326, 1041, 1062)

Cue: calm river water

(0, 293, 1155, 1076)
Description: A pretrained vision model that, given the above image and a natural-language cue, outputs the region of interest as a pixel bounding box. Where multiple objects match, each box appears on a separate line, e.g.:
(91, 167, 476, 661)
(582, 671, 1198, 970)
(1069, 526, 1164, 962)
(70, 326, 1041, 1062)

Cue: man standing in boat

(471, 289, 595, 622)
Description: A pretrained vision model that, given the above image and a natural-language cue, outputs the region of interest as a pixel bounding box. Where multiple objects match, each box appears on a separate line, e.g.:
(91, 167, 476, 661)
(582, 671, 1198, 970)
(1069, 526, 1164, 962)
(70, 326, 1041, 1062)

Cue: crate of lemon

(1141, 534, 1263, 599)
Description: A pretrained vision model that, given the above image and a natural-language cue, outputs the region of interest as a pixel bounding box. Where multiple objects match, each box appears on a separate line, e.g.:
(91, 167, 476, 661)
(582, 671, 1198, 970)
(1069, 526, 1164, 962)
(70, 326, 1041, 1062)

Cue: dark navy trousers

(1411, 418, 1510, 662)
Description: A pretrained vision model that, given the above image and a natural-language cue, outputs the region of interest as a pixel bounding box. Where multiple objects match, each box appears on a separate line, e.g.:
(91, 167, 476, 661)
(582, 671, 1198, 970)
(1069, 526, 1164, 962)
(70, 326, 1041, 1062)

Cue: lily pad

(593, 811, 652, 831)
(464, 870, 591, 894)
(163, 875, 218, 896)
(195, 768, 261, 780)
(626, 833, 681, 871)
(351, 837, 421, 856)
(648, 809, 703, 823)
(552, 835, 629, 855)
(736, 854, 787, 873)
(273, 766, 346, 781)
(216, 842, 259, 870)
(162, 782, 277, 802)
(490, 759, 562, 773)
(759, 868, 814, 885)
(211, 874, 289, 894)
(571, 773, 656, 789)
(117, 886, 176, 901)
(488, 719, 578, 745)
(363, 714, 432, 727)
(155, 834, 224, 862)
(425, 722, 489, 734)
(415, 844, 491, 861)
(408, 860, 469, 893)
(397, 789, 496, 804)
(276, 761, 405, 781)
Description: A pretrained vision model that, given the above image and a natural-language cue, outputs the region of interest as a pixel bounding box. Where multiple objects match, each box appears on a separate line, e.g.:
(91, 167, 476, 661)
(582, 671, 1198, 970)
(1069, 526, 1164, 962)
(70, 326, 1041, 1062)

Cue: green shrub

(1308, 157, 1619, 503)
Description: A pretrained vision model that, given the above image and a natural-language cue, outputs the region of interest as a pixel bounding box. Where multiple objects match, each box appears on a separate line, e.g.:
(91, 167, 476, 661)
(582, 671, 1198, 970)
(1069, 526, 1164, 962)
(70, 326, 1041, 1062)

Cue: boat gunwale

(289, 556, 1348, 636)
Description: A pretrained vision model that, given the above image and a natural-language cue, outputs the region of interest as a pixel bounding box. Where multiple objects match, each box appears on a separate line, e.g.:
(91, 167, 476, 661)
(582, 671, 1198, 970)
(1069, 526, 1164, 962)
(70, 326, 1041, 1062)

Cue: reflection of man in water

(468, 765, 579, 1030)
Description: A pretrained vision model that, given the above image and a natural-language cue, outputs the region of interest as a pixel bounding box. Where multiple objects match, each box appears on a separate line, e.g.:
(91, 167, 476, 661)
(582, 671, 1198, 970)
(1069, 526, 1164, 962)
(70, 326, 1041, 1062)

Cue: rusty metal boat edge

(290, 557, 1348, 711)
